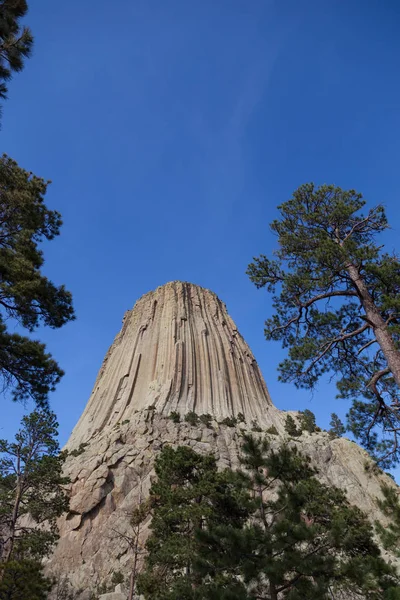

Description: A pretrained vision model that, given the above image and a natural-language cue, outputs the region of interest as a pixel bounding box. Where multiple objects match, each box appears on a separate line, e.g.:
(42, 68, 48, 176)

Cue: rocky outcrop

(47, 282, 399, 598)
(48, 411, 398, 597)
(68, 282, 281, 449)
(98, 586, 127, 600)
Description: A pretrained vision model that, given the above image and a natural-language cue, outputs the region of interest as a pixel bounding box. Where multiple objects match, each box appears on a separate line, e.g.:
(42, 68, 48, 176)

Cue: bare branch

(303, 323, 370, 375)
(298, 289, 358, 308)
(367, 367, 391, 398)
(269, 289, 359, 338)
(340, 210, 383, 245)
(357, 338, 377, 355)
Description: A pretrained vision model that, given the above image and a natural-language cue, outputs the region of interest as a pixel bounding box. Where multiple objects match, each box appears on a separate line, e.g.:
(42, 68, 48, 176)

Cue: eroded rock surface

(48, 410, 397, 596)
(47, 282, 399, 597)
(67, 282, 281, 449)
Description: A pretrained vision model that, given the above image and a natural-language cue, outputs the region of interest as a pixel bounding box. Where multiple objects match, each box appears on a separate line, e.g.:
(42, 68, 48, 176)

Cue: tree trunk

(128, 569, 135, 600)
(347, 264, 400, 388)
(258, 483, 268, 530)
(0, 472, 22, 581)
(269, 581, 278, 600)
(128, 526, 140, 600)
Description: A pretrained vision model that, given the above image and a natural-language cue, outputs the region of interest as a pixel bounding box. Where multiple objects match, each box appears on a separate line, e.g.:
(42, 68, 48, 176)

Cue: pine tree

(0, 0, 33, 106)
(0, 559, 51, 600)
(138, 440, 399, 599)
(247, 183, 400, 466)
(329, 412, 346, 438)
(137, 446, 249, 600)
(0, 155, 75, 409)
(284, 414, 300, 437)
(376, 483, 400, 556)
(299, 409, 316, 433)
(199, 435, 399, 599)
(0, 410, 69, 576)
(0, 7, 74, 412)
(112, 478, 152, 600)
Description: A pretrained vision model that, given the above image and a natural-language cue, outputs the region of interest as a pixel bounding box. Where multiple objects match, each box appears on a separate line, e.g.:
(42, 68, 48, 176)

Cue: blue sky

(1, 0, 400, 465)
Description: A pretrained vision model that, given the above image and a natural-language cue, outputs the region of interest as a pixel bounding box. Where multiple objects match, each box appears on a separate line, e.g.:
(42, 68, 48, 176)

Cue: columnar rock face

(68, 281, 281, 448)
(47, 282, 399, 598)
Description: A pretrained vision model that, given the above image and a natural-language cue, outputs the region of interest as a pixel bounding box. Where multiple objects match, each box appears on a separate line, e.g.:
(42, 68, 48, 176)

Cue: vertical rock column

(67, 281, 279, 447)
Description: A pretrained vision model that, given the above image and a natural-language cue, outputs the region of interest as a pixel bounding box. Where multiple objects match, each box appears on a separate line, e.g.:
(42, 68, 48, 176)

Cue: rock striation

(68, 281, 281, 449)
(47, 282, 399, 598)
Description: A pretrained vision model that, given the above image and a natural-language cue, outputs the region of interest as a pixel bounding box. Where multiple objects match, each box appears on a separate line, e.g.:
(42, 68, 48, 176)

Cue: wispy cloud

(189, 18, 297, 219)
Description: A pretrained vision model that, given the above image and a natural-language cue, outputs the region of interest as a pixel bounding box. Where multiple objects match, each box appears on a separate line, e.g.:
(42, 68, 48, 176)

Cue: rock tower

(47, 282, 398, 598)
(68, 281, 280, 449)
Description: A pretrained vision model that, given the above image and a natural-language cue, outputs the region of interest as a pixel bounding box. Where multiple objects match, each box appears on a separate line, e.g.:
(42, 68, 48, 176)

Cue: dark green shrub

(251, 420, 262, 432)
(169, 411, 180, 423)
(284, 415, 301, 437)
(266, 425, 278, 435)
(328, 413, 346, 439)
(70, 442, 88, 457)
(299, 409, 317, 433)
(220, 416, 237, 427)
(184, 412, 199, 426)
(111, 571, 124, 585)
(0, 560, 52, 600)
(199, 414, 213, 428)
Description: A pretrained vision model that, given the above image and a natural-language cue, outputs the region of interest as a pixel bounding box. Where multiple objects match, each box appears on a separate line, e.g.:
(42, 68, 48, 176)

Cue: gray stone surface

(67, 281, 282, 449)
(45, 282, 400, 598)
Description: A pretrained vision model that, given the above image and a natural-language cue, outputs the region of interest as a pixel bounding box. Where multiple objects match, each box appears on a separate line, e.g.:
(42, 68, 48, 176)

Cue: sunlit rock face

(68, 281, 280, 448)
(47, 282, 398, 599)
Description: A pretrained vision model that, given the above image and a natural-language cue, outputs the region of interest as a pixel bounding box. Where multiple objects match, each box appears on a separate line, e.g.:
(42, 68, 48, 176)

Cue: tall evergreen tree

(376, 483, 400, 557)
(0, 155, 75, 409)
(233, 435, 399, 599)
(112, 478, 152, 600)
(0, 559, 51, 600)
(299, 409, 316, 433)
(137, 445, 249, 600)
(198, 436, 399, 599)
(0, 0, 33, 106)
(284, 415, 300, 437)
(0, 410, 69, 578)
(247, 184, 400, 466)
(329, 413, 346, 438)
(138, 439, 399, 599)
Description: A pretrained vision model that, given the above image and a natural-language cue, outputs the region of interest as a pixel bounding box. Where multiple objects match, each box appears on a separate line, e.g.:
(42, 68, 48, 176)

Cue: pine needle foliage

(0, 0, 33, 105)
(0, 559, 51, 599)
(299, 409, 316, 433)
(284, 415, 300, 437)
(137, 446, 250, 600)
(0, 155, 75, 408)
(138, 438, 399, 599)
(247, 183, 400, 466)
(184, 411, 199, 426)
(376, 483, 400, 556)
(329, 413, 346, 439)
(0, 411, 69, 566)
(228, 435, 399, 599)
